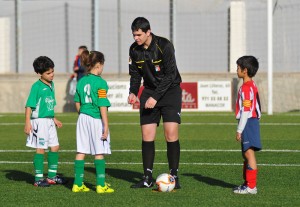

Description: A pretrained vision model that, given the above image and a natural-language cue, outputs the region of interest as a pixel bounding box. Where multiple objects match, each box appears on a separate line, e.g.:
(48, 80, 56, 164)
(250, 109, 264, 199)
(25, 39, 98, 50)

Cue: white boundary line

(0, 149, 300, 153)
(0, 161, 299, 167)
(1, 122, 300, 126)
(1, 113, 300, 117)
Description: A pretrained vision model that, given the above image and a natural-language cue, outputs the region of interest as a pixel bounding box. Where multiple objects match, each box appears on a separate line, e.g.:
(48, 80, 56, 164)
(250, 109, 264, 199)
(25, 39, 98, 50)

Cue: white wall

(229, 1, 246, 73)
(0, 17, 10, 73)
(0, 73, 299, 113)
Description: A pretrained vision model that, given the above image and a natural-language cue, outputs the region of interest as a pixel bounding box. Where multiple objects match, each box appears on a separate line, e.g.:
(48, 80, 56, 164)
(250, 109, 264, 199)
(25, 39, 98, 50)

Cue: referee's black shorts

(139, 85, 182, 126)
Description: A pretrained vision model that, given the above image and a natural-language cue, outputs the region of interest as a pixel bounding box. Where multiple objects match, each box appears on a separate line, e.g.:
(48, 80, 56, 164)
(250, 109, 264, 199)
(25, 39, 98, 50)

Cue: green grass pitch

(0, 112, 299, 206)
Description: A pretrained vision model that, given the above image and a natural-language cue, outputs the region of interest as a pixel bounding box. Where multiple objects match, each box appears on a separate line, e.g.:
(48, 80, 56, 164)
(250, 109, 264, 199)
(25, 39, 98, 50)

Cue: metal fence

(0, 0, 300, 74)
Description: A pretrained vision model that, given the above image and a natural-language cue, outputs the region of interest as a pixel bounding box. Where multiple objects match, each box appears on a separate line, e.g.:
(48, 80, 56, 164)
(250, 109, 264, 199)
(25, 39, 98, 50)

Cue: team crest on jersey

(98, 89, 107, 98)
(155, 65, 161, 72)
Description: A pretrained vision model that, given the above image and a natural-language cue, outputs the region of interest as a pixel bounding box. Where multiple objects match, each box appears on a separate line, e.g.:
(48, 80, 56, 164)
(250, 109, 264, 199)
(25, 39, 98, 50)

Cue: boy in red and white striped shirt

(233, 56, 262, 194)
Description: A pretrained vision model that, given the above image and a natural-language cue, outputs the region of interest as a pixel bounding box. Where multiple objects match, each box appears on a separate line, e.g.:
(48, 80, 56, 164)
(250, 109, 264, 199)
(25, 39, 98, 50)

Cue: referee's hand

(145, 97, 157, 109)
(128, 93, 136, 104)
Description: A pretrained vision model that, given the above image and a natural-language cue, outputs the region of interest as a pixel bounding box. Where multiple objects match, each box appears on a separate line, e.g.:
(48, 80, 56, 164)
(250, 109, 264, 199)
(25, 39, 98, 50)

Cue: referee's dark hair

(33, 56, 55, 74)
(236, 56, 259, 78)
(131, 17, 151, 33)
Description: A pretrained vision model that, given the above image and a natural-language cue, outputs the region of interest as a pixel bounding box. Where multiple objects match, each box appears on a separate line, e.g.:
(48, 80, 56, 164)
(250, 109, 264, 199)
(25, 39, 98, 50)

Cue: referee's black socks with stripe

(167, 140, 180, 177)
(142, 140, 180, 179)
(142, 141, 155, 179)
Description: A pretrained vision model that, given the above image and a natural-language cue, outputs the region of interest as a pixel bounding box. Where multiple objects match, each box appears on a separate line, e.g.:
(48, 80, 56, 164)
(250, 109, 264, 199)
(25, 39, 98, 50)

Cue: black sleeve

(129, 49, 142, 96)
(152, 43, 178, 101)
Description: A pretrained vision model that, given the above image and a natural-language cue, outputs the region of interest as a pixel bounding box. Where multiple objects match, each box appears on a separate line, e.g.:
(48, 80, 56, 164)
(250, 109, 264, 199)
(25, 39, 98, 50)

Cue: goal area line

(0, 149, 299, 153)
(0, 161, 299, 167)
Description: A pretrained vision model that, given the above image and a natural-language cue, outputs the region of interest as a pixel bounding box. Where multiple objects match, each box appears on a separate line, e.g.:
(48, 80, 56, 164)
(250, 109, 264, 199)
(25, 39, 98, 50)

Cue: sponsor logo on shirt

(45, 97, 55, 111)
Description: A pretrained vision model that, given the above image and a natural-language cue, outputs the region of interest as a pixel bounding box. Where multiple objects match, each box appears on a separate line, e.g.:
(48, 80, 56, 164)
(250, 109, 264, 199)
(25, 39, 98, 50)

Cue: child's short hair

(236, 56, 259, 78)
(33, 56, 54, 74)
(78, 45, 87, 50)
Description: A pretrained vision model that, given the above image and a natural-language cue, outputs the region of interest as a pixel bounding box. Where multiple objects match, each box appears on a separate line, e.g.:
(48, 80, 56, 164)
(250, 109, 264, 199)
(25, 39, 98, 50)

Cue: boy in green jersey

(72, 50, 114, 194)
(24, 56, 67, 187)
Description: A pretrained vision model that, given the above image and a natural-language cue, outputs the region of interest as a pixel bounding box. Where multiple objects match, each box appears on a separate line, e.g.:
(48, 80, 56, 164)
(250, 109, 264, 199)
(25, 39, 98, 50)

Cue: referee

(128, 17, 182, 189)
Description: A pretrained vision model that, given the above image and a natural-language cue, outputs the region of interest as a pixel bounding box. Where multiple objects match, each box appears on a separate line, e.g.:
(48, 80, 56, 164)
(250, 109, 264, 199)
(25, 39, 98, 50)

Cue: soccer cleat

(233, 185, 257, 194)
(34, 179, 50, 187)
(174, 176, 181, 189)
(130, 176, 153, 188)
(72, 183, 90, 193)
(96, 183, 115, 193)
(47, 175, 68, 185)
(233, 183, 246, 191)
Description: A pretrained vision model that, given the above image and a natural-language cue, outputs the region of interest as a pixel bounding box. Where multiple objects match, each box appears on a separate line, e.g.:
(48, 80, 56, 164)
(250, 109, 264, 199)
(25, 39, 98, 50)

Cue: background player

(73, 45, 88, 81)
(24, 56, 67, 187)
(233, 55, 262, 194)
(72, 50, 114, 194)
(128, 17, 182, 189)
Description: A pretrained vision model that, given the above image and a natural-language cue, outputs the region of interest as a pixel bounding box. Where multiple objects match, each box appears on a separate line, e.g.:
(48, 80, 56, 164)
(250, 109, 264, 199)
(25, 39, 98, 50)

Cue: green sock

(34, 153, 44, 181)
(74, 160, 85, 186)
(47, 151, 58, 178)
(94, 159, 105, 186)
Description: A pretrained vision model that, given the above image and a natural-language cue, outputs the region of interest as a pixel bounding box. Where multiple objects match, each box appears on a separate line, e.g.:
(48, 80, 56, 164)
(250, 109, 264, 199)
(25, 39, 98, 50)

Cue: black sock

(167, 140, 180, 177)
(142, 141, 155, 179)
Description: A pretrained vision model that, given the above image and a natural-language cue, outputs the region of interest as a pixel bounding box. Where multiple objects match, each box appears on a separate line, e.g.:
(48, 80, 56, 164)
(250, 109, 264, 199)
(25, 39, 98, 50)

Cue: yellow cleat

(72, 183, 90, 193)
(96, 183, 114, 194)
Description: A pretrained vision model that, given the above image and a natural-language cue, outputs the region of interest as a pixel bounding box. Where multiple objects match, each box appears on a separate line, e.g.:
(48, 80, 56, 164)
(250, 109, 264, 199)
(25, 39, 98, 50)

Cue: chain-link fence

(0, 0, 300, 74)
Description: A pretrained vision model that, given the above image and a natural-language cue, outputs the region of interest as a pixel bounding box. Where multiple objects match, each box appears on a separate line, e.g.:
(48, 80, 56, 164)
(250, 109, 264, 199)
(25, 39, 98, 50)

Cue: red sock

(246, 169, 257, 189)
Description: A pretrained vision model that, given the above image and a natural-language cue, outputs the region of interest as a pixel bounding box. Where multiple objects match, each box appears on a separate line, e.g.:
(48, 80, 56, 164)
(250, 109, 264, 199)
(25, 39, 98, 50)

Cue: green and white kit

(25, 80, 59, 149)
(74, 74, 111, 155)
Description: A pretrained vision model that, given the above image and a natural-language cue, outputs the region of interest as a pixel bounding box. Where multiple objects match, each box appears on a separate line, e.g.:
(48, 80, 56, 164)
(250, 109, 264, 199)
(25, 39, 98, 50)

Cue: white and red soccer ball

(155, 173, 176, 192)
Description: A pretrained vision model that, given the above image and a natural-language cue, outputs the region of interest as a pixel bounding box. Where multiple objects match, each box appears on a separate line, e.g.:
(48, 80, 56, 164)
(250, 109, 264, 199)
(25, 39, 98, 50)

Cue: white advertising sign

(198, 81, 232, 111)
(107, 81, 133, 111)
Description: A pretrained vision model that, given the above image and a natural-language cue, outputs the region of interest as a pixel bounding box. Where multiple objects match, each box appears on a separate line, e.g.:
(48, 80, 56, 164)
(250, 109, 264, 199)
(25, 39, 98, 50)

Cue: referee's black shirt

(129, 33, 182, 101)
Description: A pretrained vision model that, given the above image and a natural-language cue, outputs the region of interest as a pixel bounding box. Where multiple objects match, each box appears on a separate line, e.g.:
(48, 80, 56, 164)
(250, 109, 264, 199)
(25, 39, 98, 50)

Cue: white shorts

(26, 118, 59, 149)
(76, 113, 111, 155)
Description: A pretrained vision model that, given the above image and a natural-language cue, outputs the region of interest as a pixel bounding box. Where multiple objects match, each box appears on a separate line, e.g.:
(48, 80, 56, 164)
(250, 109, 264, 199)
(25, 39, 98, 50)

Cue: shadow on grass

(4, 170, 33, 185)
(3, 170, 79, 190)
(182, 173, 236, 188)
(85, 167, 144, 185)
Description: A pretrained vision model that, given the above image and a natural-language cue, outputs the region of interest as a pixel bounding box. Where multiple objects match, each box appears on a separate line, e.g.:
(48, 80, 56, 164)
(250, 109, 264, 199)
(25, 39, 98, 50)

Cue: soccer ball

(155, 173, 176, 192)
